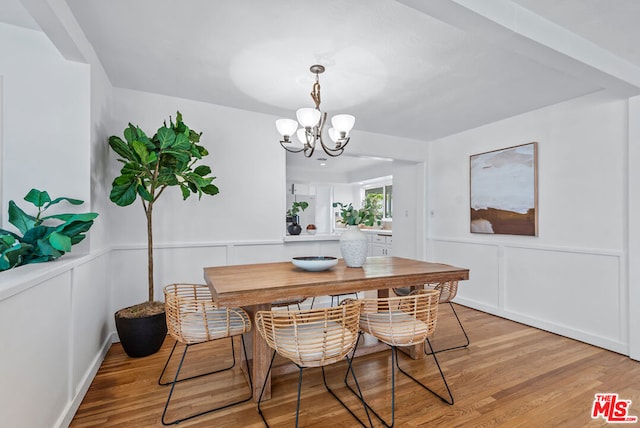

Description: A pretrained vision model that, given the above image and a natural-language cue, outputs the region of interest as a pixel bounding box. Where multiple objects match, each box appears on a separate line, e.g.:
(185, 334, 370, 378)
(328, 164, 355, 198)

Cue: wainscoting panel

(428, 238, 627, 354)
(0, 270, 72, 428)
(503, 246, 622, 341)
(429, 239, 500, 308)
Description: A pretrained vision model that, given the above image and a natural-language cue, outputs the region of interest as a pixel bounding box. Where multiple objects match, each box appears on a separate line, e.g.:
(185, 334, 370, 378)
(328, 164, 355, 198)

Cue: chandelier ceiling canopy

(275, 65, 355, 158)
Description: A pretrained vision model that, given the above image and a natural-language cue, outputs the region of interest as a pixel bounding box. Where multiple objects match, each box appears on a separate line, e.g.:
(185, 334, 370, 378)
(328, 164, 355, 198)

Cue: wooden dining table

(203, 256, 469, 401)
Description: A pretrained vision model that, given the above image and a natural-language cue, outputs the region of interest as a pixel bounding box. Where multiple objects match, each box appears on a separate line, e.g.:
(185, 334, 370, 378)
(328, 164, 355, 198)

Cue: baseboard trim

(454, 297, 629, 356)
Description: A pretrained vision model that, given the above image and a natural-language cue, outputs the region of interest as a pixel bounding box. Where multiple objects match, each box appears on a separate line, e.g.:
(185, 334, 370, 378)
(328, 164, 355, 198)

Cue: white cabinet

(368, 233, 392, 256)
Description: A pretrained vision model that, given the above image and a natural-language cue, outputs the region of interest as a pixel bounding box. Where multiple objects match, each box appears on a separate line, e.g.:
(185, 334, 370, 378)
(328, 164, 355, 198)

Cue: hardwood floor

(71, 305, 640, 427)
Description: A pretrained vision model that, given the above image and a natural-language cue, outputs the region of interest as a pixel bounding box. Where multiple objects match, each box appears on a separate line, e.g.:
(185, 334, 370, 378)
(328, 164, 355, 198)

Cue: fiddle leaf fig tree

(109, 112, 218, 305)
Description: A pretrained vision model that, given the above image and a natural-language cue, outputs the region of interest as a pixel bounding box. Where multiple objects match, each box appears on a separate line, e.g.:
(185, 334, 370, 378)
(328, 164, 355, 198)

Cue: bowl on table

(291, 256, 338, 272)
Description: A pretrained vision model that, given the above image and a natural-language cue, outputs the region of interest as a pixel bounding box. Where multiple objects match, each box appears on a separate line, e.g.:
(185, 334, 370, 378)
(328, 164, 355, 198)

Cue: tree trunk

(146, 202, 154, 302)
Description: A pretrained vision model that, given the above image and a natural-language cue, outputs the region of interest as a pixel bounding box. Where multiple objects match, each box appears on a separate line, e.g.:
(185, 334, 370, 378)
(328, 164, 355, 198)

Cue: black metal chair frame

(257, 349, 373, 428)
(345, 332, 454, 428)
(425, 300, 470, 354)
(158, 335, 252, 425)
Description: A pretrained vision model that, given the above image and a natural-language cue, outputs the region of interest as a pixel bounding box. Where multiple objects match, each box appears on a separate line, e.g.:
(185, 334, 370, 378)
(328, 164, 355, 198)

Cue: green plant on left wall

(0, 189, 98, 272)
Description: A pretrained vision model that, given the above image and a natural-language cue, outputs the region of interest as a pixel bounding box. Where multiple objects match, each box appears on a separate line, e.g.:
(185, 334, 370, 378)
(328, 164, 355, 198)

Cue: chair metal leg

(259, 348, 372, 428)
(257, 350, 278, 428)
(344, 334, 395, 427)
(425, 302, 470, 354)
(161, 336, 252, 425)
(345, 336, 453, 427)
(158, 337, 237, 386)
(322, 358, 373, 428)
(398, 339, 454, 405)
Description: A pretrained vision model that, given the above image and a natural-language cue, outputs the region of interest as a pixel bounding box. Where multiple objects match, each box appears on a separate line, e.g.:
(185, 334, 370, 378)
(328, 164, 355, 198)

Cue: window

(365, 185, 392, 218)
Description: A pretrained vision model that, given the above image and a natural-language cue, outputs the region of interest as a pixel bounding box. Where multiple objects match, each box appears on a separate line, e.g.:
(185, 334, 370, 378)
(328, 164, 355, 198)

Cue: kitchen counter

(284, 229, 392, 242)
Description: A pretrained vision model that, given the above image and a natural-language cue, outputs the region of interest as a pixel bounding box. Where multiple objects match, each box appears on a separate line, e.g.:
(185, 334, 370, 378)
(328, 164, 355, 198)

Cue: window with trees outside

(365, 185, 392, 219)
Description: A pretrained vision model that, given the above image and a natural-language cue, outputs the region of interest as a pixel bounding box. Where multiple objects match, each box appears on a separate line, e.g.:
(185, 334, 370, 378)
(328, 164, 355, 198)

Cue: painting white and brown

(470, 142, 538, 236)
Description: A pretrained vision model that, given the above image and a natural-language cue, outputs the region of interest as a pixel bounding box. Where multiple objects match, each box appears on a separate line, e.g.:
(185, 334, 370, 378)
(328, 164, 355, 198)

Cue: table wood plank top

(204, 256, 469, 308)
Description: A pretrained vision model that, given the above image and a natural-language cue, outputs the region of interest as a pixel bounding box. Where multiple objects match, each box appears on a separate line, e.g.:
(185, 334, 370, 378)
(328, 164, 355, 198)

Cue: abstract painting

(470, 142, 538, 236)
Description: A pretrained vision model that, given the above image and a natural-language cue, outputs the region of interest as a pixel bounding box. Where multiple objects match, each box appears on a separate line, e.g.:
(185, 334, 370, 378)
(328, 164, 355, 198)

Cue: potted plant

(286, 201, 308, 235)
(108, 111, 218, 357)
(333, 201, 382, 267)
(0, 188, 97, 271)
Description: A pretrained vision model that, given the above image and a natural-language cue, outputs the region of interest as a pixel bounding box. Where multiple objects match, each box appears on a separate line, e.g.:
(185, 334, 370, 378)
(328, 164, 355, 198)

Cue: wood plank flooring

(71, 305, 640, 427)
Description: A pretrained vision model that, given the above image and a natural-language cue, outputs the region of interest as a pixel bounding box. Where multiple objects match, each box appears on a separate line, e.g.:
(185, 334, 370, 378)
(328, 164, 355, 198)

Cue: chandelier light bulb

(331, 114, 355, 134)
(296, 108, 321, 128)
(328, 127, 339, 143)
(296, 128, 307, 145)
(275, 118, 298, 137)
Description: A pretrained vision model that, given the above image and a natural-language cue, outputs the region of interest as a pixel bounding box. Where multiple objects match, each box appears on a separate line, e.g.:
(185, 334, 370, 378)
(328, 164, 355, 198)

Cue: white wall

(0, 23, 90, 225)
(0, 22, 113, 428)
(392, 160, 425, 258)
(628, 95, 640, 360)
(427, 91, 630, 354)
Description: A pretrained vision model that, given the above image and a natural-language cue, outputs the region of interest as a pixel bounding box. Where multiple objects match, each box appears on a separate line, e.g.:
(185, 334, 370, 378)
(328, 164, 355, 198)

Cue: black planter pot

(288, 222, 302, 235)
(115, 311, 167, 358)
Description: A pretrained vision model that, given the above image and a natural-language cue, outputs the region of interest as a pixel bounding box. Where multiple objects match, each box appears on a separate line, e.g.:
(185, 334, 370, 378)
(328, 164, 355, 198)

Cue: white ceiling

(4, 0, 640, 178)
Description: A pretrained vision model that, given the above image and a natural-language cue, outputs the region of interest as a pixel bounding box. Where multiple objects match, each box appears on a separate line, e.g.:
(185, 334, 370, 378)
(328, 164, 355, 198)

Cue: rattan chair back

(354, 289, 440, 347)
(429, 281, 459, 303)
(164, 283, 251, 345)
(255, 302, 361, 368)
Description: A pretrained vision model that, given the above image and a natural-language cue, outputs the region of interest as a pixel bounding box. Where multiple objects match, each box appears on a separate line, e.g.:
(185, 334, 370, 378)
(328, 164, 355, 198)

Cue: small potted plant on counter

(286, 201, 308, 235)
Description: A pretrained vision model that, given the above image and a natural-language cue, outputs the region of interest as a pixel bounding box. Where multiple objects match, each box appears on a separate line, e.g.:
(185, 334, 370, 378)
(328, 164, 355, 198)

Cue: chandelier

(275, 64, 355, 158)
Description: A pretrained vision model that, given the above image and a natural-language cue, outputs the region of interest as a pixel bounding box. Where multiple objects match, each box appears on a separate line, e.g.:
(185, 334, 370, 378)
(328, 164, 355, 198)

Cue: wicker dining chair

(158, 283, 253, 426)
(394, 281, 469, 354)
(255, 302, 372, 428)
(344, 290, 453, 427)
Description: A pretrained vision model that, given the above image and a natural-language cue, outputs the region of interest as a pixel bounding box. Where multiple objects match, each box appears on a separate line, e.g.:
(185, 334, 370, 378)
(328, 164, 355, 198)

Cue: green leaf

(163, 150, 190, 164)
(22, 225, 53, 245)
(8, 201, 37, 235)
(47, 197, 84, 207)
(110, 177, 138, 206)
(0, 240, 32, 271)
(180, 184, 191, 200)
(123, 124, 138, 144)
(109, 135, 136, 161)
(202, 184, 219, 196)
(21, 255, 53, 265)
(36, 238, 60, 257)
(121, 162, 144, 176)
(57, 219, 95, 238)
(185, 173, 210, 188)
(132, 140, 150, 164)
(194, 165, 212, 177)
(189, 129, 202, 143)
(48, 231, 71, 252)
(24, 189, 51, 207)
(172, 133, 191, 151)
(137, 184, 153, 202)
(157, 127, 176, 149)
